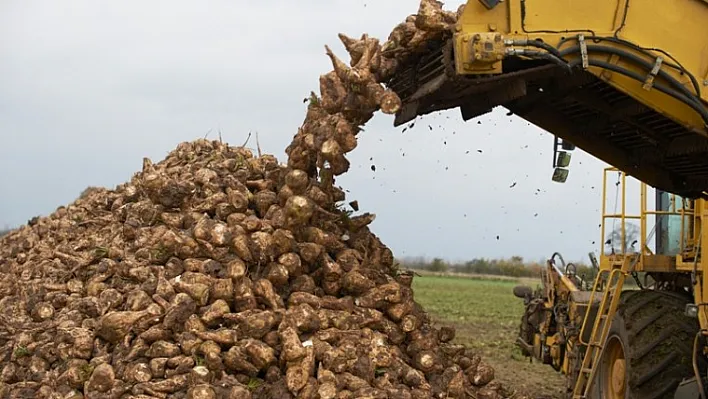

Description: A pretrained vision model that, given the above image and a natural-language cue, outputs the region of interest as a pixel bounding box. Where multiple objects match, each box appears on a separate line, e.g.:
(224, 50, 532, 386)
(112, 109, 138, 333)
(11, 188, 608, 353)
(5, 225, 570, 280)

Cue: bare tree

(604, 222, 640, 255)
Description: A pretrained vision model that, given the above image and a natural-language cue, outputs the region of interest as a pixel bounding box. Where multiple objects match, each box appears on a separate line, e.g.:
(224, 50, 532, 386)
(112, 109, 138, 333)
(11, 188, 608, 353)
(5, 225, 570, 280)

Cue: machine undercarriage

(513, 253, 705, 398)
(386, 36, 708, 198)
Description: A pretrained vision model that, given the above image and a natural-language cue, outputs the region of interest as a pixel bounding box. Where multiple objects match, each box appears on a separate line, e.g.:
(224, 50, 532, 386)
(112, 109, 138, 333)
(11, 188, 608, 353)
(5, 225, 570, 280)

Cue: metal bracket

(478, 0, 502, 9)
(578, 34, 588, 69)
(642, 56, 663, 90)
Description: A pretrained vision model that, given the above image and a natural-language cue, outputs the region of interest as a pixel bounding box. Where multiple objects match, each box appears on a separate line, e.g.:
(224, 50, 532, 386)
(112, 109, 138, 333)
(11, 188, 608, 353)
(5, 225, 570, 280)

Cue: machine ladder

(572, 255, 637, 399)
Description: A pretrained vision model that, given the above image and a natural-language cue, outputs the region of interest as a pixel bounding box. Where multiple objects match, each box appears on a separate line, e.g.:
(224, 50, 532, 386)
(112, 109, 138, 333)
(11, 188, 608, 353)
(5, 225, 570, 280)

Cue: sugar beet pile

(0, 2, 521, 398)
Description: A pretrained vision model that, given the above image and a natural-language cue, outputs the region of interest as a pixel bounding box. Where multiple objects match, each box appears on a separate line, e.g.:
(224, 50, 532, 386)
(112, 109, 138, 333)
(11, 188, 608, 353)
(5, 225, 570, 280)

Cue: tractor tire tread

(621, 291, 698, 399)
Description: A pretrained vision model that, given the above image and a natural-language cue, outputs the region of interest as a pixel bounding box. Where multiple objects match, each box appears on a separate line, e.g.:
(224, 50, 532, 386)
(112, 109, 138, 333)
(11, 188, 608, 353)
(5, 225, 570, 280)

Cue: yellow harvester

(385, 0, 708, 398)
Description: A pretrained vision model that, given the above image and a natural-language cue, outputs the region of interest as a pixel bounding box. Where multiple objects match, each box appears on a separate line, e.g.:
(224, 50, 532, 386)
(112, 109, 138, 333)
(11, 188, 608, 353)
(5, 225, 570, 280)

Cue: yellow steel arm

(388, 0, 708, 198)
(455, 0, 708, 132)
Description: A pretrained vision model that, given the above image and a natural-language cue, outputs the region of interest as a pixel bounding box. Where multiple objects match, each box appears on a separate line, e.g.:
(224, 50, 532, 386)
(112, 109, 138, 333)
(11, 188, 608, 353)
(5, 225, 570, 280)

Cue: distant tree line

(397, 223, 641, 280)
(398, 255, 596, 280)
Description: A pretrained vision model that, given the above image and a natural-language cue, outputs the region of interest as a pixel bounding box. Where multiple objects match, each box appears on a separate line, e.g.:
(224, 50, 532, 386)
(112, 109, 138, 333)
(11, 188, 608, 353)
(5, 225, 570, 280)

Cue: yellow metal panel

(521, 0, 617, 33)
(700, 208, 708, 331)
(641, 255, 677, 272)
(457, 0, 510, 34)
(457, 0, 708, 104)
(618, 0, 708, 83)
(697, 276, 708, 332)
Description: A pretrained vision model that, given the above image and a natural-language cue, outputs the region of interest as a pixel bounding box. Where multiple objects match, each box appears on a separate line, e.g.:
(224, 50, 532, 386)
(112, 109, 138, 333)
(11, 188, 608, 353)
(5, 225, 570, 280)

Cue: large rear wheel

(590, 290, 699, 399)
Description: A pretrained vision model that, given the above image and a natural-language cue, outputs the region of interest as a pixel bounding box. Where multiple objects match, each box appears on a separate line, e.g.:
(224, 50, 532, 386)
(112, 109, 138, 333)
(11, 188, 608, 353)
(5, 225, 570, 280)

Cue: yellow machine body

(386, 1, 708, 397)
(514, 171, 708, 398)
(455, 0, 708, 130)
(389, 0, 708, 197)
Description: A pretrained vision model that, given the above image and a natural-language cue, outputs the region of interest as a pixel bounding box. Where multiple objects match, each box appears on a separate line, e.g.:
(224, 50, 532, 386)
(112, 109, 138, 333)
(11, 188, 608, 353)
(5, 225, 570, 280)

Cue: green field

(411, 275, 566, 398)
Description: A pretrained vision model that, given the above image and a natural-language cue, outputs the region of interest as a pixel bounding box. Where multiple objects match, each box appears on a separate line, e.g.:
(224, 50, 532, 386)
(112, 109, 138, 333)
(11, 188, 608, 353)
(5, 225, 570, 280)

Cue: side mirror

(555, 151, 572, 167)
(561, 140, 576, 151)
(552, 137, 573, 183)
(552, 167, 569, 183)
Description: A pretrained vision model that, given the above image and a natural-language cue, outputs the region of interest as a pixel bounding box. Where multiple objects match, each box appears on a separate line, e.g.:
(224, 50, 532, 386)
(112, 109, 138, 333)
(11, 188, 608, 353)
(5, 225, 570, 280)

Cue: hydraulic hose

(508, 49, 571, 71)
(566, 58, 708, 127)
(559, 44, 704, 109)
(511, 39, 563, 59)
(532, 53, 572, 71)
(508, 42, 708, 126)
(557, 35, 702, 97)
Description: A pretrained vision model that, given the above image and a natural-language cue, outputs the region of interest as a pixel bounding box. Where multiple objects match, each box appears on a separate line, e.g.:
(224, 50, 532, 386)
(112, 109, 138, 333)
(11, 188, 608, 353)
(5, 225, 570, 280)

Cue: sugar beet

(0, 1, 513, 397)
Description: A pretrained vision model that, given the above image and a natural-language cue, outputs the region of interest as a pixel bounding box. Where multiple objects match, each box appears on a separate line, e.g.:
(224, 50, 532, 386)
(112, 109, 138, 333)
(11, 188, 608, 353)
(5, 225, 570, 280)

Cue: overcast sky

(0, 0, 628, 263)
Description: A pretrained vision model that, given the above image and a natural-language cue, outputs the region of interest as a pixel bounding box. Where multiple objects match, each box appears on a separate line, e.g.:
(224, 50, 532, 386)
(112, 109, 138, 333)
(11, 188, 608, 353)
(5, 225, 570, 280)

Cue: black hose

(602, 37, 702, 97)
(512, 50, 572, 72)
(558, 35, 702, 97)
(560, 44, 703, 108)
(567, 58, 708, 126)
(526, 39, 563, 59)
(513, 43, 708, 126)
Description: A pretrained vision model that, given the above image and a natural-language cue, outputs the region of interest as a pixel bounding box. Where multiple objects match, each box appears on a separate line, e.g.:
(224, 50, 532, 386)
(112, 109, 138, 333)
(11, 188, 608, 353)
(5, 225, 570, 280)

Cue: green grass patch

(411, 275, 565, 398)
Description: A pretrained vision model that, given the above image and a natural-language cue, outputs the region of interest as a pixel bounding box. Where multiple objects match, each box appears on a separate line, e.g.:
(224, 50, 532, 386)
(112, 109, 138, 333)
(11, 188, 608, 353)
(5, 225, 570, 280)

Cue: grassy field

(411, 275, 566, 398)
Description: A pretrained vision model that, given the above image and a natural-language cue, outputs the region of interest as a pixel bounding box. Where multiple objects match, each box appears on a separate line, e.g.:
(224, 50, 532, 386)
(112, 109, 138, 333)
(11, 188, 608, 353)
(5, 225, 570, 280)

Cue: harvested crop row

(0, 1, 522, 398)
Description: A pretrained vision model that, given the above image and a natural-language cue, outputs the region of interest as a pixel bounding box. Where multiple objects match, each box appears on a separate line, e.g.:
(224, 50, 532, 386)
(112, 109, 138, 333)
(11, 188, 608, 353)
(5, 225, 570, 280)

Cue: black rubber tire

(590, 290, 699, 399)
